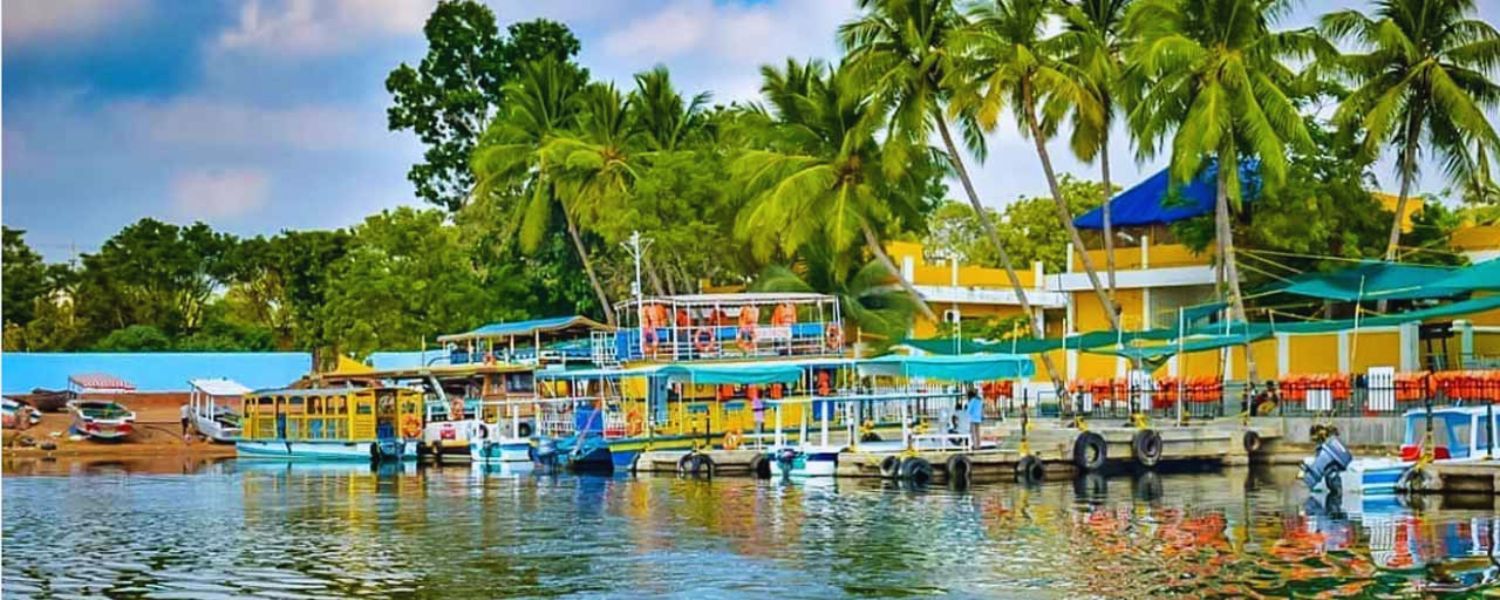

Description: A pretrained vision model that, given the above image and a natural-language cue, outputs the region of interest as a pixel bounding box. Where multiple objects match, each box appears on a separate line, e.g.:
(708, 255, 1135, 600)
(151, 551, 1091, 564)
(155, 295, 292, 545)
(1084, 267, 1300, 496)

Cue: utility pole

(622, 231, 653, 357)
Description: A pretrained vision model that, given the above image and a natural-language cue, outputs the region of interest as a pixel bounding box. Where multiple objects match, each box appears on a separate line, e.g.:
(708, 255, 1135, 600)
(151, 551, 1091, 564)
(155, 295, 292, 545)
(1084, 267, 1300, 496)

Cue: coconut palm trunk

(1022, 90, 1122, 331)
(1216, 163, 1257, 384)
(1100, 135, 1116, 296)
(561, 207, 616, 325)
(860, 220, 939, 324)
(934, 111, 1068, 398)
(643, 254, 667, 296)
(1385, 111, 1424, 261)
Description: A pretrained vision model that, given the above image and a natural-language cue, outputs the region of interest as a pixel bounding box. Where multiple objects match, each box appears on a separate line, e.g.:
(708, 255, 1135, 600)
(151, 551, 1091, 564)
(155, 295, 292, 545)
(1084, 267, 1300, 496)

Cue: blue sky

(4, 0, 1495, 261)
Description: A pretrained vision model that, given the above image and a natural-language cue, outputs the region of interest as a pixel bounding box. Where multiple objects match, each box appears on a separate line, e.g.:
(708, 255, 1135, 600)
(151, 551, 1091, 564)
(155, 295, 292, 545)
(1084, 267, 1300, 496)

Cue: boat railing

(612, 322, 843, 362)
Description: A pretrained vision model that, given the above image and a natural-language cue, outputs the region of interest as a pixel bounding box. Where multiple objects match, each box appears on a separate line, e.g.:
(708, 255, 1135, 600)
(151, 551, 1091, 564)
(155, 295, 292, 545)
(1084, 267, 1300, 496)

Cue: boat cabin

(187, 378, 250, 443)
(240, 386, 424, 444)
(610, 293, 845, 362)
(1399, 406, 1499, 461)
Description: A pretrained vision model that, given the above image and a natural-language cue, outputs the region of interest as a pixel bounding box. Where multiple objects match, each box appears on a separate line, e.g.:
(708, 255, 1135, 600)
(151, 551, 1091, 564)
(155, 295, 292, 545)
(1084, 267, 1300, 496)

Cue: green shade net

(1425, 258, 1500, 296)
(906, 295, 1500, 356)
(1083, 331, 1275, 370)
(856, 353, 1036, 381)
(1262, 261, 1459, 301)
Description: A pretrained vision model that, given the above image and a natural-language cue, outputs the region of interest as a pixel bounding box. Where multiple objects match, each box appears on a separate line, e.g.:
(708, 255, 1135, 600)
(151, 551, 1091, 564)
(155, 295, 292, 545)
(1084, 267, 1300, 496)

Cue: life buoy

(723, 429, 743, 450)
(626, 410, 645, 436)
(401, 414, 423, 439)
(693, 327, 717, 352)
(825, 322, 843, 350)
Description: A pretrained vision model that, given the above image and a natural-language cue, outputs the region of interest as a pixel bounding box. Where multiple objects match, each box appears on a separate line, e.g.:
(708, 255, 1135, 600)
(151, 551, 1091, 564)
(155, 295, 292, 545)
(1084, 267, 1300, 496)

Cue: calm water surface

(3, 458, 1498, 598)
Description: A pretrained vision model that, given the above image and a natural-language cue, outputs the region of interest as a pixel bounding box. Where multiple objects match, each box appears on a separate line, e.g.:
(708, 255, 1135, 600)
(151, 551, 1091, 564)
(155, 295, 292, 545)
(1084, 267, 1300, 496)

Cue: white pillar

(1277, 333, 1291, 378)
(1399, 322, 1418, 372)
(1033, 260, 1045, 290)
(902, 255, 915, 283)
(1066, 242, 1075, 273)
(1337, 332, 1351, 373)
(1458, 319, 1474, 367)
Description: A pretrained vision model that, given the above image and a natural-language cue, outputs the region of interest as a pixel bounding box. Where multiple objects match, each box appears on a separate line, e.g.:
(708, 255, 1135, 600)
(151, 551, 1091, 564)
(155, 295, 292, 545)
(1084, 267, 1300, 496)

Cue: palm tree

(1125, 0, 1327, 383)
(1321, 0, 1500, 261)
(949, 0, 1122, 332)
(631, 66, 711, 152)
(472, 57, 616, 324)
(733, 58, 940, 324)
(1056, 0, 1134, 295)
(840, 0, 1069, 394)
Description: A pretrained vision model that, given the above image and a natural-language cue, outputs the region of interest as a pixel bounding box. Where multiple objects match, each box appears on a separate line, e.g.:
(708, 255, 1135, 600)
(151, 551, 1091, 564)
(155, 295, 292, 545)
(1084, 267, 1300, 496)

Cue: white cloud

(216, 0, 434, 57)
(107, 96, 380, 152)
(2, 0, 148, 48)
(171, 168, 270, 220)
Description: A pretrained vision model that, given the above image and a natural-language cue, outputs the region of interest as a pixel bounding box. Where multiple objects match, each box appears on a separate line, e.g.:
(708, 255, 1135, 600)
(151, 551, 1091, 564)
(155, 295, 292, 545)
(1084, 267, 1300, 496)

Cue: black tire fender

(900, 457, 934, 486)
(1242, 430, 1262, 454)
(1072, 431, 1108, 471)
(1016, 455, 1044, 483)
(879, 455, 902, 479)
(946, 454, 974, 487)
(691, 454, 715, 478)
(748, 454, 772, 479)
(1133, 429, 1163, 468)
(677, 452, 695, 474)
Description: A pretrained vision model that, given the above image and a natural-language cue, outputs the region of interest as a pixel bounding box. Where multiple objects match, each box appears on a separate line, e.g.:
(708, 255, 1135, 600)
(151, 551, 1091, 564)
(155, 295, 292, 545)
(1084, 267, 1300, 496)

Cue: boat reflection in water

(2, 462, 1497, 597)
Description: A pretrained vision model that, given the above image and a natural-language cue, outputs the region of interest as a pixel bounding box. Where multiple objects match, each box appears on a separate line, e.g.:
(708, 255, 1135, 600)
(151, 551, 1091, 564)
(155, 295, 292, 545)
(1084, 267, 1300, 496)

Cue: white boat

(469, 400, 534, 463)
(1305, 406, 1500, 495)
(187, 378, 249, 443)
(766, 444, 843, 477)
(67, 399, 136, 440)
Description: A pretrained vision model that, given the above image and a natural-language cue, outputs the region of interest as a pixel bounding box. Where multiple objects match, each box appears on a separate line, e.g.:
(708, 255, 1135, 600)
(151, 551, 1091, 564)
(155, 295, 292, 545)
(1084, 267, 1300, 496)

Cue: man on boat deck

(966, 386, 984, 450)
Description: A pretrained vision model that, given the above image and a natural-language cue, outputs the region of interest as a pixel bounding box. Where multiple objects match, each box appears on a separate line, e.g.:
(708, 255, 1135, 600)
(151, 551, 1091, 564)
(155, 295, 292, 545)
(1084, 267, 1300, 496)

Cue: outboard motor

(1301, 435, 1353, 489)
(776, 448, 800, 474)
(535, 437, 558, 464)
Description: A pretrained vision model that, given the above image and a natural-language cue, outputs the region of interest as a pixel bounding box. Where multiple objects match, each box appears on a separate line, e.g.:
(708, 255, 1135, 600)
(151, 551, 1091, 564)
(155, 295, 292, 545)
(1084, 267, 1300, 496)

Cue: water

(3, 459, 1498, 598)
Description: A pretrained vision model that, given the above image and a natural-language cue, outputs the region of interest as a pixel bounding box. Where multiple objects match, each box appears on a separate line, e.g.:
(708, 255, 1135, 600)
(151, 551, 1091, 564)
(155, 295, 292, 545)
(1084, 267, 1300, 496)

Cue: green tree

(950, 0, 1121, 330)
(840, 0, 1068, 391)
(224, 230, 350, 349)
(320, 208, 500, 357)
(472, 57, 619, 324)
(73, 219, 237, 341)
(1126, 0, 1328, 382)
(94, 325, 173, 351)
(2, 227, 54, 329)
(734, 58, 939, 322)
(925, 175, 1108, 271)
(1321, 0, 1500, 260)
(1055, 0, 1134, 292)
(387, 0, 580, 211)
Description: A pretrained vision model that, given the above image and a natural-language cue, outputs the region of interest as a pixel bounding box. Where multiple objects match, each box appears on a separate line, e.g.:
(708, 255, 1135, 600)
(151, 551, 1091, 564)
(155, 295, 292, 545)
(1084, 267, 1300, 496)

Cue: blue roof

(1075, 160, 1260, 230)
(1, 352, 312, 394)
(437, 315, 611, 343)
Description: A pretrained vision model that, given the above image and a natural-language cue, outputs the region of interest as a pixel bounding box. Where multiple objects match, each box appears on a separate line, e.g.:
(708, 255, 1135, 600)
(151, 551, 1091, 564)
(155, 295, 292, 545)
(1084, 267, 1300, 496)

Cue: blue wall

(2, 352, 313, 393)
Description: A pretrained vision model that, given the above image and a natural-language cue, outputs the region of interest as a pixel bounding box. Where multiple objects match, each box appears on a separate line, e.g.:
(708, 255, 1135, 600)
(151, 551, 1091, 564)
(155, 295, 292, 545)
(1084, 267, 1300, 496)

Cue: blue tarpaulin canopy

(656, 363, 809, 385)
(437, 315, 611, 343)
(857, 354, 1035, 381)
(1075, 161, 1260, 230)
(1426, 258, 1500, 295)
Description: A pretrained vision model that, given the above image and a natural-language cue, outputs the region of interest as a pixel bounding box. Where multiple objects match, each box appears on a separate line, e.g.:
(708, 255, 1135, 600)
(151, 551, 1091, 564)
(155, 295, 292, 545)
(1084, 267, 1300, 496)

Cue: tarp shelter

(656, 362, 810, 385)
(857, 354, 1036, 381)
(67, 373, 135, 393)
(1264, 261, 1460, 301)
(1425, 258, 1500, 296)
(1084, 332, 1275, 370)
(1075, 160, 1261, 230)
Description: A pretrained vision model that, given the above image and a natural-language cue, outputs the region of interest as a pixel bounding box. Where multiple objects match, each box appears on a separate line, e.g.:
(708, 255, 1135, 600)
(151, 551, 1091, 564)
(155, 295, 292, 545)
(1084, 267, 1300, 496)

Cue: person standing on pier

(966, 386, 984, 450)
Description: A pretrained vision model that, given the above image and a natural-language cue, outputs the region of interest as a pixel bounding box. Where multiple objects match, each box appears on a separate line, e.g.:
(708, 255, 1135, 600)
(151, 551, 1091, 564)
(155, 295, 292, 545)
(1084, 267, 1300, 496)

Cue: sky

(4, 0, 1497, 261)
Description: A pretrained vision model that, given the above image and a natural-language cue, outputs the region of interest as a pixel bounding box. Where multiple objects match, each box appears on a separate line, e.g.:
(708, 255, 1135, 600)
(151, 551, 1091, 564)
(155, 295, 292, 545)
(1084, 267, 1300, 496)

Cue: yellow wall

(1074, 242, 1213, 272)
(1349, 331, 1400, 372)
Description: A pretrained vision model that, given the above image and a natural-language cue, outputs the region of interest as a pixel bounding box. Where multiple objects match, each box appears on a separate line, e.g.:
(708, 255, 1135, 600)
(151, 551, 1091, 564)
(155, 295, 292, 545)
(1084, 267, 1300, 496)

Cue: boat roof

(534, 357, 855, 383)
(247, 385, 406, 398)
(438, 315, 612, 343)
(188, 378, 252, 396)
(626, 292, 836, 305)
(857, 353, 1036, 382)
(361, 362, 536, 380)
(1402, 405, 1499, 418)
(68, 373, 135, 391)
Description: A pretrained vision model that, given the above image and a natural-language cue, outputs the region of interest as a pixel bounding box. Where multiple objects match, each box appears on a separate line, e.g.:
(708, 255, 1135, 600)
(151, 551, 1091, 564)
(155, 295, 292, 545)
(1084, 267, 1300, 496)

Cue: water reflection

(2, 459, 1497, 598)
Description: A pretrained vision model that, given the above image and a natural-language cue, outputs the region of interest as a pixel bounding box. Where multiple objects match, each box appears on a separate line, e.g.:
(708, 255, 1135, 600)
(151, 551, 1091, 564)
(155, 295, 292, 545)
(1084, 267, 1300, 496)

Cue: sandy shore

(2, 394, 237, 461)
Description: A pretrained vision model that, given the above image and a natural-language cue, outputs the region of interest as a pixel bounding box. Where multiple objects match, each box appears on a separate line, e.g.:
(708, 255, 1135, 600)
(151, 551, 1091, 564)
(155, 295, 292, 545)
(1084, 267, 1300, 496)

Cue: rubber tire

(1073, 472, 1107, 500)
(1072, 431, 1108, 471)
(900, 457, 934, 486)
(517, 422, 534, 438)
(860, 432, 882, 443)
(677, 453, 695, 475)
(946, 454, 974, 488)
(1016, 455, 1044, 483)
(748, 454, 772, 479)
(690, 454, 715, 479)
(1242, 430, 1262, 454)
(879, 455, 903, 479)
(1132, 429, 1163, 468)
(1134, 470, 1163, 502)
(1310, 424, 1329, 444)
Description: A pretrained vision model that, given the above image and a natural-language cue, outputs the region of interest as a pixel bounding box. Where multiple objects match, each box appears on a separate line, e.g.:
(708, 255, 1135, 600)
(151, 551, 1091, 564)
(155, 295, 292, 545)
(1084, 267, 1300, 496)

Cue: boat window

(1478, 417, 1492, 452)
(1450, 421, 1472, 457)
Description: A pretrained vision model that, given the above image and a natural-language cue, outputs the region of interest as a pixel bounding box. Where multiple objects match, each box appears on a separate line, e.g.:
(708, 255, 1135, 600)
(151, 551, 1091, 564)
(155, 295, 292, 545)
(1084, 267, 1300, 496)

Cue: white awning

(188, 378, 253, 396)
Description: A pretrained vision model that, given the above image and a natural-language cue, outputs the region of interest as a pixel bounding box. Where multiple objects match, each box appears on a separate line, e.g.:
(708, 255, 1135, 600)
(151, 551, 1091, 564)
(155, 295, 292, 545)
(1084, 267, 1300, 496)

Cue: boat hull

(191, 415, 240, 444)
(767, 446, 841, 478)
(237, 440, 418, 461)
